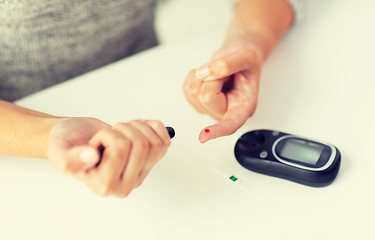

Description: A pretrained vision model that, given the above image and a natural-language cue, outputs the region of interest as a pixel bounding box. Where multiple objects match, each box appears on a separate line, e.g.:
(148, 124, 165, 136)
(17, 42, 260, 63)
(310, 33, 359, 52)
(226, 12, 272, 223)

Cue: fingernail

(79, 148, 98, 165)
(196, 65, 211, 79)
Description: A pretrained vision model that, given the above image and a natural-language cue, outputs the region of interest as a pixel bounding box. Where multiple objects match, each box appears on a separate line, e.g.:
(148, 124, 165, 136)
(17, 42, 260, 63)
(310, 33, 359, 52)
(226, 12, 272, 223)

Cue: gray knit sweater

(0, 0, 157, 101)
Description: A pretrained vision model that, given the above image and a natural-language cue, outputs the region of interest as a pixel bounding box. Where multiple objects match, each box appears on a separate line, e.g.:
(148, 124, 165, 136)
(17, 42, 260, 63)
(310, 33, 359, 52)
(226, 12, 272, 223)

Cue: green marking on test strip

(229, 176, 238, 182)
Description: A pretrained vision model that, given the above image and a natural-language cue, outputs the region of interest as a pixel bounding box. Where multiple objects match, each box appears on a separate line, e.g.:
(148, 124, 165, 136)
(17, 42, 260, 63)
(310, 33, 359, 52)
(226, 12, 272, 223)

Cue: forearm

(0, 100, 61, 158)
(224, 0, 294, 59)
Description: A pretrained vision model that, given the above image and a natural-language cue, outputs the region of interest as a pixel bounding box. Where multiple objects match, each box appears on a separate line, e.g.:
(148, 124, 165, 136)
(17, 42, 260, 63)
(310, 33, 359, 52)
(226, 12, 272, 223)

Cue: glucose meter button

(260, 151, 268, 158)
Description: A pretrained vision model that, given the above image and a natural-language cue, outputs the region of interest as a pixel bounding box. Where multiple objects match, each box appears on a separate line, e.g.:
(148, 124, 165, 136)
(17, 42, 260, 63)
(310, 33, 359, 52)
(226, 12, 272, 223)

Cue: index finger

(198, 102, 257, 143)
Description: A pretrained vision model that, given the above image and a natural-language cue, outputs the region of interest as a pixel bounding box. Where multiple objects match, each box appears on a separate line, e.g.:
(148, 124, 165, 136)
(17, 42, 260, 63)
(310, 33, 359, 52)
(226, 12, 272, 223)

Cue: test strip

(210, 166, 250, 192)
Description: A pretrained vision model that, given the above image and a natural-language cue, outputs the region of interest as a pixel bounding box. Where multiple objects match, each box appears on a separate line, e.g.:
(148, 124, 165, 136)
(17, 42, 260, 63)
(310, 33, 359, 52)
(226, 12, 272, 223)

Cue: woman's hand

(47, 117, 171, 197)
(183, 0, 293, 143)
(184, 41, 263, 143)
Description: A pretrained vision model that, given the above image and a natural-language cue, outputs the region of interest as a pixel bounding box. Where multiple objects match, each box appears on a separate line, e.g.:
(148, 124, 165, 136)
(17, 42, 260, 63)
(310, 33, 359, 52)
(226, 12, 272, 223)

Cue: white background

(1, 0, 375, 239)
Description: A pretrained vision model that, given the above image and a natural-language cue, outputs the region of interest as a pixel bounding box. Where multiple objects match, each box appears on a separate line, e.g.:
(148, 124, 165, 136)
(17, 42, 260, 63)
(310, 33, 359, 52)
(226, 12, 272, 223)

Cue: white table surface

(1, 1, 374, 239)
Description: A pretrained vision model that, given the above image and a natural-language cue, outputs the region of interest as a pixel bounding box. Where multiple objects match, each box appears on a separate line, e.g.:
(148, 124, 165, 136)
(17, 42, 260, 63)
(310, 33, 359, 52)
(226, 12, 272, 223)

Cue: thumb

(62, 146, 100, 173)
(195, 46, 258, 81)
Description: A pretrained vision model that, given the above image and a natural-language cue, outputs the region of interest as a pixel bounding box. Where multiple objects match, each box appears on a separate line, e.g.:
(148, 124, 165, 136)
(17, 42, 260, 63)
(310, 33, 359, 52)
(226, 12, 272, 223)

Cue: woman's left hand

(183, 41, 263, 143)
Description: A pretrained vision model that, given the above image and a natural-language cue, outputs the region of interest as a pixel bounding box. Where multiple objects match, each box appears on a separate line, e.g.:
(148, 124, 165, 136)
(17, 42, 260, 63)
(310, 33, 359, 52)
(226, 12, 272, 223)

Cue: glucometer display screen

(280, 139, 324, 165)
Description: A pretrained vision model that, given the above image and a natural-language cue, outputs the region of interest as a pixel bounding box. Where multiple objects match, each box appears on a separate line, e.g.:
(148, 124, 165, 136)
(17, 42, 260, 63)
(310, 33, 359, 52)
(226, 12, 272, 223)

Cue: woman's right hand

(47, 117, 171, 198)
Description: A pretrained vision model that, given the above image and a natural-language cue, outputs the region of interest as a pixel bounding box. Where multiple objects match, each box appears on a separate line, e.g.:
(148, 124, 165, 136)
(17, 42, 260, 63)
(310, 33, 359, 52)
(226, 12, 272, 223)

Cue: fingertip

(198, 127, 214, 143)
(199, 122, 236, 143)
(199, 134, 208, 143)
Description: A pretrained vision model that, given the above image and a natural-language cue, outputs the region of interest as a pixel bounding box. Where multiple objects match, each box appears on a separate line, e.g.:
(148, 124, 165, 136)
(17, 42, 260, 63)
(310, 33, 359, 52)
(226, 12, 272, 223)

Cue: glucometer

(234, 129, 341, 187)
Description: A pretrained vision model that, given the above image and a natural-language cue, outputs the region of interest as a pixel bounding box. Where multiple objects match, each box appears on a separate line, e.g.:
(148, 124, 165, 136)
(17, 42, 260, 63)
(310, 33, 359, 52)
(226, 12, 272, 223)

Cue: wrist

(223, 0, 293, 59)
(13, 115, 64, 159)
(37, 116, 66, 159)
(222, 28, 268, 62)
(0, 100, 66, 159)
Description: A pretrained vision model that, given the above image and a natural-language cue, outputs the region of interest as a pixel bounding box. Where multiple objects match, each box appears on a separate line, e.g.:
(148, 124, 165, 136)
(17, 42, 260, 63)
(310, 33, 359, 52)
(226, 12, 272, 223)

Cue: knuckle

(118, 189, 132, 198)
(98, 175, 119, 195)
(96, 183, 114, 196)
(128, 120, 140, 125)
(183, 84, 199, 98)
(118, 180, 136, 198)
(117, 138, 131, 150)
(114, 150, 127, 161)
(190, 87, 200, 97)
(199, 91, 214, 104)
(147, 120, 164, 129)
(215, 59, 229, 76)
(96, 127, 115, 139)
(135, 138, 150, 150)
(112, 139, 131, 159)
(151, 139, 164, 149)
(113, 122, 126, 129)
